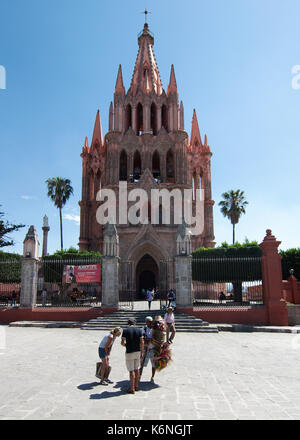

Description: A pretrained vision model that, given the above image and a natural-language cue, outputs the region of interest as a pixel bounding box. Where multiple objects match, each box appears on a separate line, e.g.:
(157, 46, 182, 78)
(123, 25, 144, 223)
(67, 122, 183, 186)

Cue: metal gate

(0, 258, 22, 307)
(39, 256, 102, 307)
(192, 256, 264, 306)
(119, 260, 134, 310)
(159, 259, 173, 309)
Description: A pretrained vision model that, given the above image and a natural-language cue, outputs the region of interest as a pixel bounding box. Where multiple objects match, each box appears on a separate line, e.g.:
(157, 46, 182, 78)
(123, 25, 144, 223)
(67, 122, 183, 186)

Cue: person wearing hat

(140, 316, 156, 382)
(164, 307, 176, 344)
(121, 318, 144, 394)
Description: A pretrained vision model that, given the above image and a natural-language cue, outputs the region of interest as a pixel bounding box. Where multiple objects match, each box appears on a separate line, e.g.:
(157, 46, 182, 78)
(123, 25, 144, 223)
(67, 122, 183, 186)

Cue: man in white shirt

(164, 307, 176, 344)
(146, 288, 154, 310)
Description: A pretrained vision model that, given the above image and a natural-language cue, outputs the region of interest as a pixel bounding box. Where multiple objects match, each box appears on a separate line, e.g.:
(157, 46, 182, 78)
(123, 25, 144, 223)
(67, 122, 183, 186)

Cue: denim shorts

(143, 348, 154, 367)
(98, 347, 107, 359)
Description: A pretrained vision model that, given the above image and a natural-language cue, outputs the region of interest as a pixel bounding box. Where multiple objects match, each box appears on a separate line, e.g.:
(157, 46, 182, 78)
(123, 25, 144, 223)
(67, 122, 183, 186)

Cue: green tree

(46, 177, 74, 251)
(219, 190, 248, 244)
(0, 205, 25, 248)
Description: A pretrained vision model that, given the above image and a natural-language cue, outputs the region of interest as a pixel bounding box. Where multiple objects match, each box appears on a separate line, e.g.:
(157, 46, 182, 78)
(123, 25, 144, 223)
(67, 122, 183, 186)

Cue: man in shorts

(121, 318, 144, 394)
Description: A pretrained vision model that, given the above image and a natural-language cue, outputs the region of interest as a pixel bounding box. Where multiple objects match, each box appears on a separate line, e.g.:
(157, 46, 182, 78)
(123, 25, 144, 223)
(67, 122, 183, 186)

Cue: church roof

(128, 23, 164, 97)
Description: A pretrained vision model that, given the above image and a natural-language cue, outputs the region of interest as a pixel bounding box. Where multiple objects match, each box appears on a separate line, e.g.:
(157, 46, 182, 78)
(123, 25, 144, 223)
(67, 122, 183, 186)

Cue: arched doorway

(136, 254, 159, 296)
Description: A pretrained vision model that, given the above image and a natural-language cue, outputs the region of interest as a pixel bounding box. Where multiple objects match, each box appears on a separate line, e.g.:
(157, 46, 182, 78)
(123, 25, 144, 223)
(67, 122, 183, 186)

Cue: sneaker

(99, 380, 108, 386)
(104, 379, 114, 384)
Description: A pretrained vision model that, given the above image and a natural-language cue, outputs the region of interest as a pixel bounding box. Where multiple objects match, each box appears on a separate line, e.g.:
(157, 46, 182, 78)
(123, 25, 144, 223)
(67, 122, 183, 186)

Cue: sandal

(126, 389, 135, 394)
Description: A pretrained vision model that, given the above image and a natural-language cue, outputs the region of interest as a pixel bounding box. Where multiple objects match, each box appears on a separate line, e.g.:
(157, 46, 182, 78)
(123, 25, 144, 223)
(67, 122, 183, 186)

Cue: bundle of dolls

(153, 342, 173, 371)
(151, 316, 172, 371)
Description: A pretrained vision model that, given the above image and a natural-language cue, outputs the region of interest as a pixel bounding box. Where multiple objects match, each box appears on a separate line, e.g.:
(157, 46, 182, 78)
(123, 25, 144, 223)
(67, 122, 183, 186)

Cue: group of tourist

(96, 306, 176, 394)
(142, 287, 176, 311)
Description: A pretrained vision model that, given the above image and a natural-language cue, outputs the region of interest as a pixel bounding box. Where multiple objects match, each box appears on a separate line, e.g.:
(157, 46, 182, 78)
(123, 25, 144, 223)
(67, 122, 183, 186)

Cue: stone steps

(81, 310, 219, 333)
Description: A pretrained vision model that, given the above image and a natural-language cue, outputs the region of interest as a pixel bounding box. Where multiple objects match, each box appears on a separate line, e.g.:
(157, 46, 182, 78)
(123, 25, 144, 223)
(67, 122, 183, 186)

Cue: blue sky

(0, 0, 300, 255)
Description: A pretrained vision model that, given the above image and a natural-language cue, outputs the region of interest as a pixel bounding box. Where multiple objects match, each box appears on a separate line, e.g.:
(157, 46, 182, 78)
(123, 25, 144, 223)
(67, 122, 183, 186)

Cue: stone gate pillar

(175, 255, 193, 307)
(101, 257, 120, 308)
(20, 226, 39, 308)
(260, 229, 288, 325)
(175, 222, 193, 307)
(101, 223, 119, 309)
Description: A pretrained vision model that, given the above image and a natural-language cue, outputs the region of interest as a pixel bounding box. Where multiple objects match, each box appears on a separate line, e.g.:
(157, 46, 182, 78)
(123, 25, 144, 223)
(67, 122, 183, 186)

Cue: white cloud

(64, 213, 80, 225)
(21, 195, 36, 200)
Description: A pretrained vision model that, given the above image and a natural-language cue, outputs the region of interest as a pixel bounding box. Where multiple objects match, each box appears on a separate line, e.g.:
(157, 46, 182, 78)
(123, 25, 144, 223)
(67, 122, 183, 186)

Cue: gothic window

(152, 151, 161, 182)
(166, 149, 174, 182)
(150, 103, 157, 135)
(95, 170, 101, 199)
(119, 150, 128, 181)
(199, 172, 203, 200)
(133, 150, 142, 181)
(136, 103, 143, 135)
(125, 104, 132, 132)
(89, 171, 94, 201)
(192, 172, 196, 201)
(162, 104, 168, 132)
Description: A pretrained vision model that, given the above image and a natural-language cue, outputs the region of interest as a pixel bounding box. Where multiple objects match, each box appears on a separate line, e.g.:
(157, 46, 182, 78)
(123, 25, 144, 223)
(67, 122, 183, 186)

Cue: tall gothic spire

(167, 64, 178, 97)
(115, 64, 125, 95)
(91, 110, 103, 148)
(82, 136, 89, 154)
(190, 109, 202, 147)
(129, 23, 163, 97)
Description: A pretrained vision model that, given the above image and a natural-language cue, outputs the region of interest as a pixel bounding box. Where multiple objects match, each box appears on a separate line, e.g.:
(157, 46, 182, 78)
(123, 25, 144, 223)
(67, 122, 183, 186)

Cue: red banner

(63, 264, 101, 284)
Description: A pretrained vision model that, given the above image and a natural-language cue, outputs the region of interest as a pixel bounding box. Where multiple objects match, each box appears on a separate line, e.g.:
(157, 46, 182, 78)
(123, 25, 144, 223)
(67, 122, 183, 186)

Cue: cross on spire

(141, 8, 151, 24)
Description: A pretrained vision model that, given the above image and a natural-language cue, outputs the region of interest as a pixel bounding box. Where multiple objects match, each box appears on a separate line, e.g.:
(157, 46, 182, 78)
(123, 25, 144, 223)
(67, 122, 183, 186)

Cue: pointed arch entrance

(126, 239, 172, 301)
(136, 254, 158, 295)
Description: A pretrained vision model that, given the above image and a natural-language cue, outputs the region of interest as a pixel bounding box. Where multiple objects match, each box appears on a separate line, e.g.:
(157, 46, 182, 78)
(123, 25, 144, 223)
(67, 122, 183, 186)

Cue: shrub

(280, 248, 300, 280)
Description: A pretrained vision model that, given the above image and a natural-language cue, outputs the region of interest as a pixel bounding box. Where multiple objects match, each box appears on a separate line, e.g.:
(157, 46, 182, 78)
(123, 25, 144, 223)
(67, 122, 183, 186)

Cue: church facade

(78, 23, 215, 297)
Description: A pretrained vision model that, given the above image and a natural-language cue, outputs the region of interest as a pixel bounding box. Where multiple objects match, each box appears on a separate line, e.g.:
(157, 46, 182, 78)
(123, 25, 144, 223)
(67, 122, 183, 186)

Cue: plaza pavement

(1, 325, 300, 420)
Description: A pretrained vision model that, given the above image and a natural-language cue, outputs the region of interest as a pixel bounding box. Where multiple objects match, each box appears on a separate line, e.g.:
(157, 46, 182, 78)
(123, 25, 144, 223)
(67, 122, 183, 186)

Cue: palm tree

(219, 190, 248, 244)
(46, 177, 74, 250)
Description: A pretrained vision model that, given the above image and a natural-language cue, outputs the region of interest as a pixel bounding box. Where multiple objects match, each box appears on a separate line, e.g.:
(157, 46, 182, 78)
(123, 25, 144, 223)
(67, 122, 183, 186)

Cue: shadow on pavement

(85, 379, 160, 400)
(77, 381, 102, 391)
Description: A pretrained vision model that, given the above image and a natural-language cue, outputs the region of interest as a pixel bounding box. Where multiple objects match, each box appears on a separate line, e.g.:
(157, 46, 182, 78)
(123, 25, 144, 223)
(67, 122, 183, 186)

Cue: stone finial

(115, 64, 125, 95)
(260, 229, 281, 253)
(23, 225, 39, 259)
(190, 109, 202, 148)
(167, 64, 178, 97)
(105, 222, 118, 238)
(176, 220, 191, 256)
(82, 136, 89, 154)
(103, 222, 119, 257)
(43, 215, 49, 229)
(91, 110, 103, 149)
(263, 229, 277, 241)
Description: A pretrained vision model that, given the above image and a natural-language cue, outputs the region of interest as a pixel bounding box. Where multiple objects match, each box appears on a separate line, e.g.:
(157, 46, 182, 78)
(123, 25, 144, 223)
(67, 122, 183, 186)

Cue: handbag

(95, 362, 111, 380)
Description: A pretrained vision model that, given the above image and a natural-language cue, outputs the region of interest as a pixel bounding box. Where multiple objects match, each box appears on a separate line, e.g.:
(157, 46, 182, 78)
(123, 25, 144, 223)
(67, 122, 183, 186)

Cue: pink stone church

(78, 22, 215, 296)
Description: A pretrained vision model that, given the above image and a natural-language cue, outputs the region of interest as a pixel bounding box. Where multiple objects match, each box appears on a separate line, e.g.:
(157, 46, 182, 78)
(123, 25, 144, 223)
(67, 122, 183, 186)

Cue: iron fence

(119, 260, 134, 310)
(192, 256, 264, 306)
(159, 259, 174, 310)
(0, 259, 22, 307)
(38, 257, 102, 308)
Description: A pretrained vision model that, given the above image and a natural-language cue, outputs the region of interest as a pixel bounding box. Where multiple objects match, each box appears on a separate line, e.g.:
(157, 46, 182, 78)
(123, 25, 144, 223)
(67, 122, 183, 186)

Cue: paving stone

(1, 327, 300, 420)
